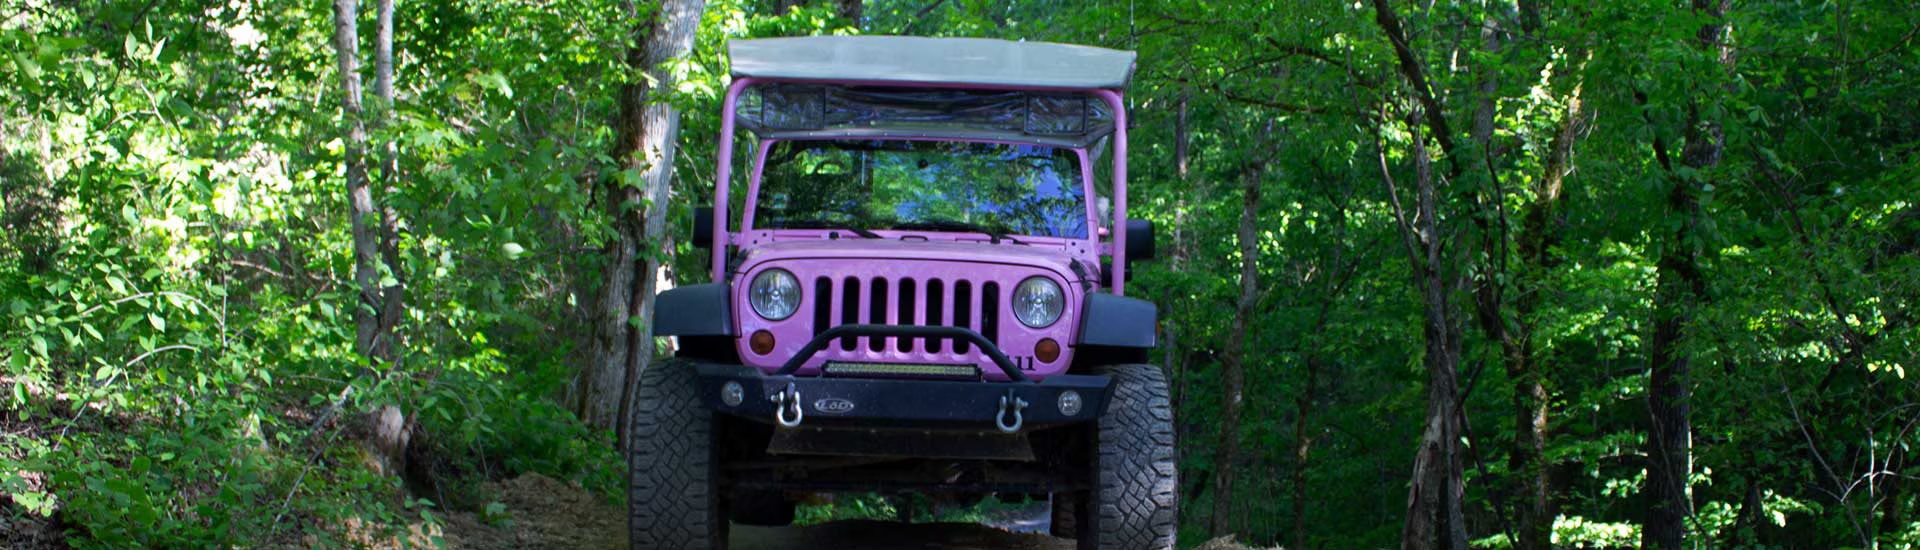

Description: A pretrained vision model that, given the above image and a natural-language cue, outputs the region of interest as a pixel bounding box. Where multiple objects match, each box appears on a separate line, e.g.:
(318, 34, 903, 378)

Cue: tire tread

(628, 358, 726, 549)
(1086, 363, 1178, 550)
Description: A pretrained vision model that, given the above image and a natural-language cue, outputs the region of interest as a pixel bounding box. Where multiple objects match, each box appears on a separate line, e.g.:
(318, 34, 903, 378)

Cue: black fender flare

(653, 283, 733, 336)
(1077, 293, 1156, 348)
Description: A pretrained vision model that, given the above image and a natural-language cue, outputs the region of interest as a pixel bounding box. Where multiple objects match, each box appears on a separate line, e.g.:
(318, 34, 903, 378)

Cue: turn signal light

(1035, 338, 1060, 363)
(750, 330, 776, 355)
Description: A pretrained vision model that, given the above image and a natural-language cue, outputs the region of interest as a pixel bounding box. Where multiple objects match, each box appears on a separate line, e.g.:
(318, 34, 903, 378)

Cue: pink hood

(734, 239, 1091, 284)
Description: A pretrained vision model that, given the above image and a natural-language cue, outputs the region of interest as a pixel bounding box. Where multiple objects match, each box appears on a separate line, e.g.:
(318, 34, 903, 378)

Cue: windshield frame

(740, 136, 1100, 245)
(709, 78, 1133, 295)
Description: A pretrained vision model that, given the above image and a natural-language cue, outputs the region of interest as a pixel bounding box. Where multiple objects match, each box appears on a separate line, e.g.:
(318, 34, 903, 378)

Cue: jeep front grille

(812, 276, 1001, 354)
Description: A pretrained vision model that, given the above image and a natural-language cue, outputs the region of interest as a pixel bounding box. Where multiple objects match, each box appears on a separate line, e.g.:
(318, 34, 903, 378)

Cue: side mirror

(691, 205, 714, 249)
(1125, 219, 1156, 261)
(1101, 220, 1157, 287)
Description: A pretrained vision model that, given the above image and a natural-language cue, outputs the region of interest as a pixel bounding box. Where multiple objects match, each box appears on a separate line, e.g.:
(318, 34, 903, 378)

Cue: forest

(3, 0, 1918, 548)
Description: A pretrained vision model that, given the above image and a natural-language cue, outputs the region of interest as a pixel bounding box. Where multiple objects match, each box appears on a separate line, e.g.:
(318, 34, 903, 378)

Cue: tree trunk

(1381, 124, 1469, 550)
(331, 0, 382, 364)
(834, 0, 861, 24)
(1175, 82, 1190, 180)
(332, 0, 410, 478)
(1291, 355, 1318, 550)
(1644, 166, 1701, 550)
(1166, 82, 1189, 415)
(583, 0, 707, 444)
(1211, 165, 1261, 537)
(1368, 0, 1470, 547)
(1643, 2, 1730, 547)
(1505, 72, 1585, 550)
(373, 0, 404, 359)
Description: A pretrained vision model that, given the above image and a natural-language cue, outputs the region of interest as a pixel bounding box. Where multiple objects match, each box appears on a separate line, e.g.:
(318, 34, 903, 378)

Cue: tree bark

(1211, 165, 1261, 537)
(583, 0, 707, 444)
(1369, 1, 1469, 547)
(1292, 355, 1318, 550)
(1503, 70, 1586, 550)
(1644, 2, 1730, 547)
(373, 0, 403, 360)
(333, 0, 411, 479)
(834, 0, 861, 24)
(1175, 82, 1190, 180)
(1379, 121, 1469, 550)
(332, 0, 382, 363)
(1166, 86, 1190, 463)
(1462, 32, 1589, 550)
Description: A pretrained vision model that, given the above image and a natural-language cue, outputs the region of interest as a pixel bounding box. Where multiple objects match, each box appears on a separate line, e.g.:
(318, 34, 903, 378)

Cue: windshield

(753, 140, 1088, 238)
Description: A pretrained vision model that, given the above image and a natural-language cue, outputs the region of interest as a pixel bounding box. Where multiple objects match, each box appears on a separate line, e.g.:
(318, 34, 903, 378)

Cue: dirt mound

(441, 474, 624, 549)
(0, 512, 63, 549)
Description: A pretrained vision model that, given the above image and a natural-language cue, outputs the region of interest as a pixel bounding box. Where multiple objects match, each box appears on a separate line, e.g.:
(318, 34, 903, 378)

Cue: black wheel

(628, 358, 727, 549)
(730, 489, 795, 526)
(1073, 363, 1177, 550)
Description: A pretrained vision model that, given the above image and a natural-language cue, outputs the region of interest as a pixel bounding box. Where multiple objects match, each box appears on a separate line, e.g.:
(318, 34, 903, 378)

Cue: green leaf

(147, 312, 165, 332)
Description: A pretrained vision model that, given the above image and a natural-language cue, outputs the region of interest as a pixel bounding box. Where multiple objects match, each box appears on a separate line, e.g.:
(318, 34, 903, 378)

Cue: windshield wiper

(890, 220, 1024, 244)
(777, 220, 885, 240)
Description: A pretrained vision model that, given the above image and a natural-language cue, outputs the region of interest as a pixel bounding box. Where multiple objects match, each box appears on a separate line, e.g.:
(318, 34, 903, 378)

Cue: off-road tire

(628, 358, 726, 549)
(1075, 363, 1177, 550)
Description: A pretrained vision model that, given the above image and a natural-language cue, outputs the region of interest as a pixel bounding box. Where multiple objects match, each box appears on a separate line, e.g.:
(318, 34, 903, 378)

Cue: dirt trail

(439, 474, 1075, 549)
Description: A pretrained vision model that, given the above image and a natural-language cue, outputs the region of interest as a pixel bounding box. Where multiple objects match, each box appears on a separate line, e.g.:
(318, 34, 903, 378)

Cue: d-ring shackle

(771, 382, 804, 427)
(995, 391, 1029, 433)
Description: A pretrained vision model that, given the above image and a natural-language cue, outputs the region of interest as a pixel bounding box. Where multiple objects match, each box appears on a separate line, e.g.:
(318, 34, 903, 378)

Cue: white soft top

(729, 36, 1136, 90)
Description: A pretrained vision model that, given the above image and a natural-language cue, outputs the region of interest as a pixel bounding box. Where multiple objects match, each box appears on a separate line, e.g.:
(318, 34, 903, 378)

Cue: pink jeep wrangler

(630, 36, 1176, 550)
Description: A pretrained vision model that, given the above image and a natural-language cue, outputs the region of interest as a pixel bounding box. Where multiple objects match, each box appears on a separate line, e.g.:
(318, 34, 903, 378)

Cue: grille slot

(867, 278, 889, 351)
(982, 282, 1001, 345)
(896, 279, 917, 352)
(924, 279, 945, 353)
(839, 277, 859, 351)
(953, 281, 973, 353)
(813, 277, 834, 340)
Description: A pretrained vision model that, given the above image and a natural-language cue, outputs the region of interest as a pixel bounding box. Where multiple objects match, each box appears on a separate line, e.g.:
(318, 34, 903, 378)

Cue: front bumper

(697, 325, 1112, 433)
(694, 363, 1112, 432)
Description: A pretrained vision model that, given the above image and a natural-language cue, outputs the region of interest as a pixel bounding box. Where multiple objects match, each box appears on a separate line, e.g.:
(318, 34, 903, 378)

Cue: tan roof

(729, 36, 1136, 90)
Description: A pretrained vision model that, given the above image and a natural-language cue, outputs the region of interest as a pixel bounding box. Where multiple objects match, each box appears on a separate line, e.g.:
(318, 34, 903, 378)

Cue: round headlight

(749, 269, 801, 320)
(1012, 276, 1064, 328)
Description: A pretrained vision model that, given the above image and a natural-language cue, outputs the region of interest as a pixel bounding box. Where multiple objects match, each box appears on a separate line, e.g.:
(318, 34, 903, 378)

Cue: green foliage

(868, 0, 1920, 547)
(794, 493, 898, 526)
(4, 0, 1918, 547)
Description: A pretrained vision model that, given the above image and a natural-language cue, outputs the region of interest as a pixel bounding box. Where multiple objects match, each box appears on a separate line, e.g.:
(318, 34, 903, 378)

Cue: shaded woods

(3, 0, 1918, 548)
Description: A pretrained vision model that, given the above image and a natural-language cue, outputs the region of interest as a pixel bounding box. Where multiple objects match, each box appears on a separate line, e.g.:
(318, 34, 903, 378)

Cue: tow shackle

(995, 391, 1029, 433)
(771, 382, 804, 428)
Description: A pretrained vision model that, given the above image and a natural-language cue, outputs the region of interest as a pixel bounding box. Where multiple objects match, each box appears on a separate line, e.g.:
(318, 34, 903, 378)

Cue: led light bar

(823, 362, 980, 379)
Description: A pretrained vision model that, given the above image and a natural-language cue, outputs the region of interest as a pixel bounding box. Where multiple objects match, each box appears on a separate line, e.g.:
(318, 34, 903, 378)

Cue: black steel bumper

(696, 363, 1112, 431)
(692, 325, 1112, 432)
